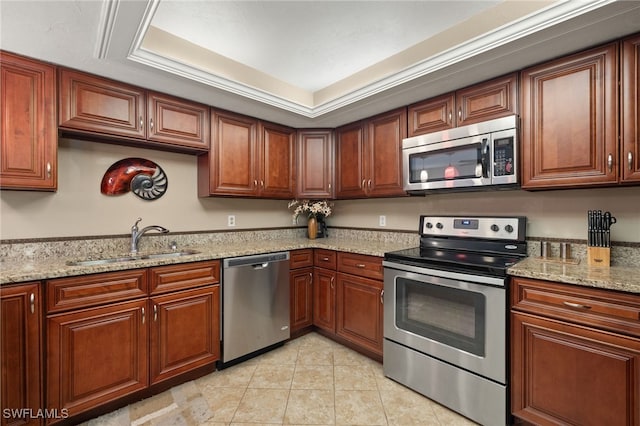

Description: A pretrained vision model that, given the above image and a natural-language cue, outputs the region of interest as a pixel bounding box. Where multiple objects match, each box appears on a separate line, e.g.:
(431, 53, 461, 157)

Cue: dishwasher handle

(224, 251, 290, 268)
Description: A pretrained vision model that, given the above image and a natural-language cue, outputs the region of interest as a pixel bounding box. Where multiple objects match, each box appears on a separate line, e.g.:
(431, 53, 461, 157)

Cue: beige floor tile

(431, 403, 479, 425)
(291, 364, 334, 390)
(258, 343, 300, 365)
(195, 363, 257, 388)
(334, 390, 387, 425)
(128, 392, 176, 424)
(232, 388, 289, 423)
(297, 346, 334, 365)
(200, 386, 245, 423)
(284, 389, 335, 425)
(379, 388, 440, 425)
(334, 364, 377, 390)
(248, 364, 295, 389)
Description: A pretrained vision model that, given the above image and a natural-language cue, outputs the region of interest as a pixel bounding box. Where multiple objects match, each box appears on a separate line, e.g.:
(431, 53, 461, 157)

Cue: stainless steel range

(383, 215, 527, 426)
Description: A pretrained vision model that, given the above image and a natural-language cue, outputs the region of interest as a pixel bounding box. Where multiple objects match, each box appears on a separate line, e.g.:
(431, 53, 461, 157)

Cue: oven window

(408, 143, 483, 183)
(395, 277, 486, 356)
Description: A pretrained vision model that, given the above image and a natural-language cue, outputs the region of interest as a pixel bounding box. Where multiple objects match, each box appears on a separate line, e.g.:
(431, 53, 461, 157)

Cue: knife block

(587, 247, 610, 267)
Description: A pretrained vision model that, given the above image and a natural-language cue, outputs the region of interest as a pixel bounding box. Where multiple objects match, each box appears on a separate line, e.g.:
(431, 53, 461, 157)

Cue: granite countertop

(0, 237, 412, 285)
(508, 257, 640, 294)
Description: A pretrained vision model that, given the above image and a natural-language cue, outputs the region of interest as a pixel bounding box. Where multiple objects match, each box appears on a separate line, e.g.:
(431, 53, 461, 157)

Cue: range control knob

(491, 224, 500, 232)
(436, 222, 444, 229)
(505, 224, 514, 233)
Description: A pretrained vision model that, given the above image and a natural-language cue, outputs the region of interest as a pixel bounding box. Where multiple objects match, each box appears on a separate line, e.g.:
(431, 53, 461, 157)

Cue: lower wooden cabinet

(1, 282, 43, 426)
(312, 266, 336, 333)
(511, 277, 640, 426)
(289, 249, 314, 335)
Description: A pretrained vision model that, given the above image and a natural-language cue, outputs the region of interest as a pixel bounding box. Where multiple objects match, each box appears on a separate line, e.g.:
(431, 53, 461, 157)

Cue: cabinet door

(198, 109, 258, 196)
(147, 92, 210, 151)
(296, 130, 334, 199)
(290, 267, 313, 333)
(455, 73, 518, 127)
(47, 299, 148, 419)
(58, 69, 146, 139)
(313, 268, 336, 333)
(521, 43, 618, 189)
(622, 33, 640, 183)
(1, 283, 42, 426)
(0, 52, 56, 190)
(259, 121, 296, 199)
(366, 108, 407, 197)
(511, 311, 640, 426)
(335, 122, 367, 199)
(407, 93, 455, 136)
(335, 273, 383, 356)
(150, 285, 219, 385)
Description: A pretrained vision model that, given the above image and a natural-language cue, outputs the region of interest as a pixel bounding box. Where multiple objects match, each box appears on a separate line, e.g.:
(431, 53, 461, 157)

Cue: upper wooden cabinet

(520, 43, 619, 189)
(0, 51, 57, 191)
(58, 69, 209, 153)
(336, 107, 407, 199)
(622, 33, 640, 183)
(296, 129, 334, 199)
(198, 109, 295, 198)
(408, 73, 518, 136)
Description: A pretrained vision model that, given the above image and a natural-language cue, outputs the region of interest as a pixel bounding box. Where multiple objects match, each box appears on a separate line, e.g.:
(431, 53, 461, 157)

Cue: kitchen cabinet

(510, 277, 640, 426)
(520, 42, 618, 189)
(58, 69, 210, 153)
(296, 129, 334, 199)
(0, 51, 57, 191)
(622, 33, 640, 183)
(407, 72, 518, 136)
(335, 107, 407, 199)
(45, 261, 220, 423)
(335, 253, 384, 357)
(1, 282, 43, 426)
(148, 261, 220, 385)
(312, 249, 337, 333)
(198, 109, 296, 198)
(289, 249, 314, 336)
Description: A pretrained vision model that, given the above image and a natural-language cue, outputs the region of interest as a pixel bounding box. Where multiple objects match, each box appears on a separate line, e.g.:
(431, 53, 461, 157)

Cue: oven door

(403, 134, 491, 191)
(383, 261, 506, 384)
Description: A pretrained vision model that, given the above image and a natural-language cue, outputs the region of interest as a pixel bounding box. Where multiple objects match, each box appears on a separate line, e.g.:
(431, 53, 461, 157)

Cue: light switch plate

(379, 215, 386, 227)
(228, 215, 236, 227)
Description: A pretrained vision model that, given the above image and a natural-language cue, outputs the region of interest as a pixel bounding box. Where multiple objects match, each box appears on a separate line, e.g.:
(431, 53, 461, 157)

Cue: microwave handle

(481, 138, 491, 178)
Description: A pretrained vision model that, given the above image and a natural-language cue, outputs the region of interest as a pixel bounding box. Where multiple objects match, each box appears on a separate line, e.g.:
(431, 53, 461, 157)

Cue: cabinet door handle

(140, 116, 143, 130)
(361, 179, 366, 188)
(29, 293, 35, 314)
(330, 276, 335, 289)
(356, 263, 366, 268)
(448, 111, 452, 123)
(629, 151, 634, 171)
(328, 182, 332, 190)
(153, 304, 158, 322)
(380, 289, 384, 305)
(261, 180, 264, 188)
(149, 117, 154, 131)
(46, 162, 52, 178)
(254, 179, 258, 187)
(563, 301, 591, 310)
(607, 153, 613, 172)
(458, 107, 462, 120)
(322, 257, 329, 261)
(309, 272, 313, 283)
(368, 179, 372, 189)
(141, 307, 145, 324)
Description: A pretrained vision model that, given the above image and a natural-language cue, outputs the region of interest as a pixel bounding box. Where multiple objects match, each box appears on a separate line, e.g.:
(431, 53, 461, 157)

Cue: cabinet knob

(46, 162, 52, 178)
(629, 151, 633, 171)
(607, 153, 613, 172)
(139, 116, 143, 130)
(149, 117, 154, 131)
(29, 292, 35, 314)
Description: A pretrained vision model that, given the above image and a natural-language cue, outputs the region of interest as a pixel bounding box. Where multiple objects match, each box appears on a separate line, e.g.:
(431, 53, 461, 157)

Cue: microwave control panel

(493, 136, 514, 176)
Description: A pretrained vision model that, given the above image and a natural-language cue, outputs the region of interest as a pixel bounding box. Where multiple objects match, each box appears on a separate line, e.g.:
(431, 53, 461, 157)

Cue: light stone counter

(508, 257, 640, 294)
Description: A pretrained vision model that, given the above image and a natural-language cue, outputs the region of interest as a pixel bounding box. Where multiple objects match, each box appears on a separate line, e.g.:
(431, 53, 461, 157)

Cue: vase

(307, 216, 318, 240)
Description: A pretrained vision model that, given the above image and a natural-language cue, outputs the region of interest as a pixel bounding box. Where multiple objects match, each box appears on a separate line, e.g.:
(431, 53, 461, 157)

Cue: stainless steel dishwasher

(221, 251, 290, 367)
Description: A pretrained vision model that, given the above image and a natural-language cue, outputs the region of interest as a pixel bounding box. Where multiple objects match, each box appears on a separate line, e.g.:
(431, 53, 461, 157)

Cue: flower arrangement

(288, 199, 333, 223)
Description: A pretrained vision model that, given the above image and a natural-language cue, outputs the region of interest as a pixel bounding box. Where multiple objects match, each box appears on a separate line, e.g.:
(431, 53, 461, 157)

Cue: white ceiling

(2, 0, 640, 128)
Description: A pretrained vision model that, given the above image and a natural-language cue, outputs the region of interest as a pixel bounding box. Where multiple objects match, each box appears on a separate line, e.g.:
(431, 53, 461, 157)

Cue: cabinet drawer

(511, 277, 640, 337)
(314, 249, 337, 269)
(337, 252, 383, 280)
(46, 269, 147, 313)
(150, 260, 220, 295)
(290, 249, 314, 269)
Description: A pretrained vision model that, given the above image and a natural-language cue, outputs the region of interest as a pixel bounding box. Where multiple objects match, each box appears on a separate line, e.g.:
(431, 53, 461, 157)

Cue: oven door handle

(382, 260, 506, 287)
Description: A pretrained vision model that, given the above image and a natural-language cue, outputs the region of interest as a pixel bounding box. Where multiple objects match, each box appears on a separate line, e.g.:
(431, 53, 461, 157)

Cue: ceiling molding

(94, 0, 120, 59)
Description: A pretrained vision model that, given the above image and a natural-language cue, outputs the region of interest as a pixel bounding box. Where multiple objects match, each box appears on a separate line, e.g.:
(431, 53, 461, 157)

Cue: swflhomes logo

(2, 408, 69, 420)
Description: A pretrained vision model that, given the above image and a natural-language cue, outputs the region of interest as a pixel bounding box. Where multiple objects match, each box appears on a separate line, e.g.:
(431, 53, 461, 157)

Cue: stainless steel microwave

(403, 115, 519, 193)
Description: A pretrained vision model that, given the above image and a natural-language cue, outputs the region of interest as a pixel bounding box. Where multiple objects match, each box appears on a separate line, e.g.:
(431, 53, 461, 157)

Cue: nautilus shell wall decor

(101, 158, 168, 200)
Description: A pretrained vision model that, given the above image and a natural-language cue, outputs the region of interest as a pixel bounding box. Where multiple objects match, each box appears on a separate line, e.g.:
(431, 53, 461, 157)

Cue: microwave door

(404, 136, 492, 191)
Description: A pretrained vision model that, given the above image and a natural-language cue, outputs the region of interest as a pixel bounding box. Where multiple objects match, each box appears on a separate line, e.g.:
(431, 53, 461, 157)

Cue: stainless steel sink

(66, 250, 200, 266)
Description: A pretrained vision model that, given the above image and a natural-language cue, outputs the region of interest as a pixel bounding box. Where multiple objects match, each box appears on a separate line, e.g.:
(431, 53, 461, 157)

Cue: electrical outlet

(227, 215, 236, 227)
(379, 215, 386, 227)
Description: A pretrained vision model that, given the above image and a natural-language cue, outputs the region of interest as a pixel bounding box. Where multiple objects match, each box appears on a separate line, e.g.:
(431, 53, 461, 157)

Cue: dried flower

(288, 199, 333, 222)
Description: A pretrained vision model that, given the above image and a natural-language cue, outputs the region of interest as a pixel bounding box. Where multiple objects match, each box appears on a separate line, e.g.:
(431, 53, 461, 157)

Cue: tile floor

(82, 333, 478, 425)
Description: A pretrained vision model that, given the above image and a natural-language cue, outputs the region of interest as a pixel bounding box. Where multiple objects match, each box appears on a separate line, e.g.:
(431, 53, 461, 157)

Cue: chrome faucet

(130, 217, 169, 255)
